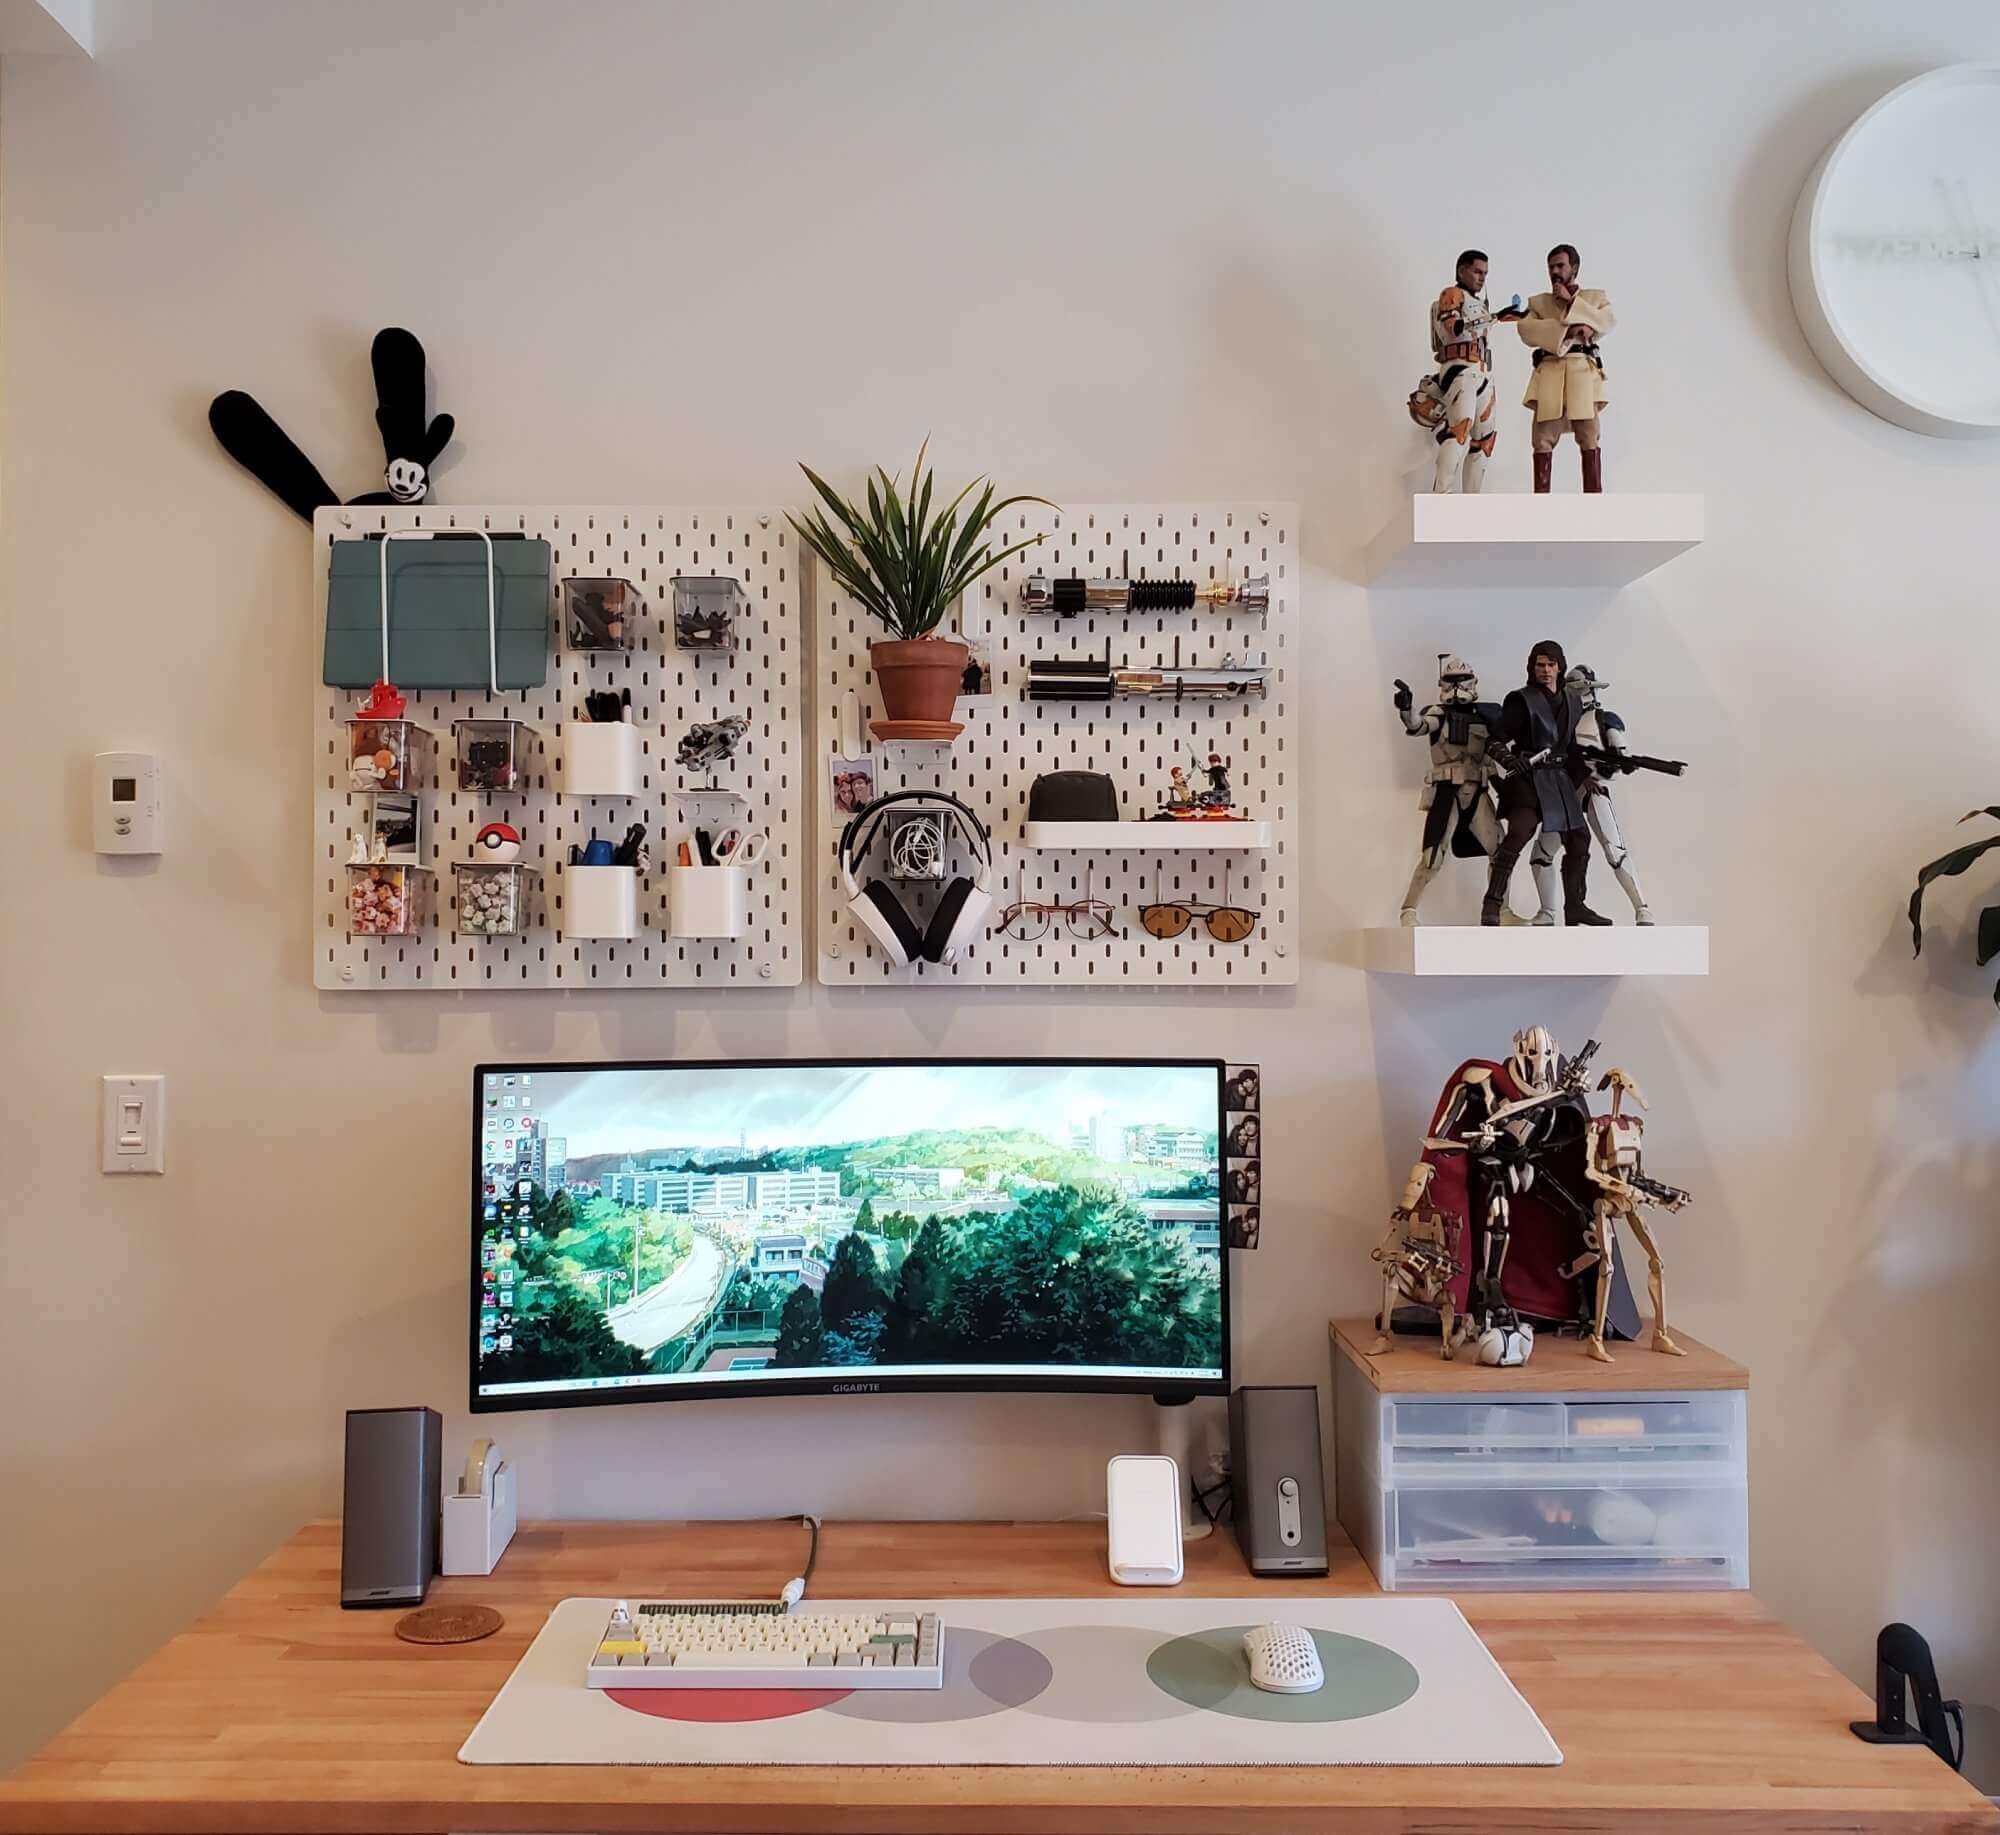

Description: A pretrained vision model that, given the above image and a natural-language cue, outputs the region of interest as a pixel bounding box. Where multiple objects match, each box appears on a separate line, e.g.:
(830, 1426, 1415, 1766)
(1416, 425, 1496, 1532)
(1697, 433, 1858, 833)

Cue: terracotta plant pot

(869, 638, 968, 736)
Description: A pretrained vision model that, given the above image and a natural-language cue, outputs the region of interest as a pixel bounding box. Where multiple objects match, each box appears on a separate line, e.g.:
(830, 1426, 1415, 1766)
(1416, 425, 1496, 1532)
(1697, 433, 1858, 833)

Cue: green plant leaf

(1978, 903, 2000, 969)
(1908, 808, 2000, 957)
(788, 454, 1058, 640)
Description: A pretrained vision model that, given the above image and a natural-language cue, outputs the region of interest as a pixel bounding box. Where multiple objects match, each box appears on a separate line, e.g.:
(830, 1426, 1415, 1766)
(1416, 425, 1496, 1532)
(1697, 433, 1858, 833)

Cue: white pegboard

(312, 506, 802, 990)
(813, 504, 1298, 987)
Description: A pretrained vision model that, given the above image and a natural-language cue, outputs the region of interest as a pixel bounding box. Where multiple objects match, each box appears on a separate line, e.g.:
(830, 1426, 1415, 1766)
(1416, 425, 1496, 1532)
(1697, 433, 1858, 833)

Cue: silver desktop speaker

(1229, 1385, 1329, 1577)
(340, 1406, 443, 1608)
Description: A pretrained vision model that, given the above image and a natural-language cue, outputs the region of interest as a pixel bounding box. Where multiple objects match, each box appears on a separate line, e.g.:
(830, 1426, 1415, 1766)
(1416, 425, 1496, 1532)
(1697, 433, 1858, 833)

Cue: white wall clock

(1789, 64, 2000, 438)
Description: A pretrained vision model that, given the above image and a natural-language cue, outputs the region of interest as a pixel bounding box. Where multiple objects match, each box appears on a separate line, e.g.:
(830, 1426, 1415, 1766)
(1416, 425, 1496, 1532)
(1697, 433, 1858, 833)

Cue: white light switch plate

(101, 1074, 165, 1174)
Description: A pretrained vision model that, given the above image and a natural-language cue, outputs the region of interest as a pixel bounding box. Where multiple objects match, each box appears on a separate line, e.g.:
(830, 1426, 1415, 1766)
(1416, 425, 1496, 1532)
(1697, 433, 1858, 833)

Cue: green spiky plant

(789, 444, 1052, 640)
(1909, 806, 2000, 1004)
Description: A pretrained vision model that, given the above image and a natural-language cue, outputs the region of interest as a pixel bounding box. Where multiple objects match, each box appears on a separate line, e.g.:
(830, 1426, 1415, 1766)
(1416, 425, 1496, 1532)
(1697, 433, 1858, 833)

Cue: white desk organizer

(813, 504, 1299, 986)
(310, 507, 804, 990)
(441, 1442, 517, 1578)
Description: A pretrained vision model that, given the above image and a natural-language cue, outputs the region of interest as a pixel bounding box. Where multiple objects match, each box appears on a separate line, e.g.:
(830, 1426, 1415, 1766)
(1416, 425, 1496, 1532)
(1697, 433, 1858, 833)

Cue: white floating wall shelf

(1340, 925, 1709, 978)
(1365, 494, 1705, 589)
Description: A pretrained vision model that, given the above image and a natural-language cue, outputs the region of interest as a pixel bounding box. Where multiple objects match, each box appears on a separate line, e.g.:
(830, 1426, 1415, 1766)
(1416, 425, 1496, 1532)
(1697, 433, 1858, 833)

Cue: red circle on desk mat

(607, 1687, 853, 1722)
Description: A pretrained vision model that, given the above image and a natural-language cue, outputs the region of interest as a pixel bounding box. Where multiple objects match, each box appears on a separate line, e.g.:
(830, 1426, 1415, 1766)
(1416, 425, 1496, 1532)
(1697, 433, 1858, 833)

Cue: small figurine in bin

(346, 862, 429, 936)
(347, 684, 432, 793)
(671, 576, 747, 652)
(563, 577, 637, 651)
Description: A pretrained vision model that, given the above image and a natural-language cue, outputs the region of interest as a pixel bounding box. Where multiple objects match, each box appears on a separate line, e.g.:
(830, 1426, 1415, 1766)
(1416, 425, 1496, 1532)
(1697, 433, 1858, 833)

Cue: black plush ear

(418, 411, 455, 468)
(370, 327, 432, 463)
(207, 390, 340, 523)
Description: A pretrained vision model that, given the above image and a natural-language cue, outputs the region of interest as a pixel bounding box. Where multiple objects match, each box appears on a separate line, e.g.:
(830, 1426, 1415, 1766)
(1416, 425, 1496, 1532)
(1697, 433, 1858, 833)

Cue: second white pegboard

(814, 504, 1298, 987)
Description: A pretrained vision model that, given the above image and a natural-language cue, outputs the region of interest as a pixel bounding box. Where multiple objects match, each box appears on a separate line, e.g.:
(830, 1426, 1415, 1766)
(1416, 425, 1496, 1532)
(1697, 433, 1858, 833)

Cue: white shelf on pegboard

(1022, 820, 1273, 849)
(1364, 494, 1704, 588)
(1339, 925, 1708, 977)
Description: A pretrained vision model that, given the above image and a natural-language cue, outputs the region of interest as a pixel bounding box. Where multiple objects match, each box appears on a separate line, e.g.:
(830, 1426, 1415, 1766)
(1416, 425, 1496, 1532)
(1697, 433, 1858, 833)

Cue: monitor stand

(1152, 1396, 1214, 1541)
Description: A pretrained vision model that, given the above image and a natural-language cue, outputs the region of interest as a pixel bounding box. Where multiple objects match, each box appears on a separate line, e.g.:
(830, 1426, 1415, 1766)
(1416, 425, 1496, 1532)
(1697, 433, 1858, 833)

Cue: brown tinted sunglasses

(1139, 899, 1258, 942)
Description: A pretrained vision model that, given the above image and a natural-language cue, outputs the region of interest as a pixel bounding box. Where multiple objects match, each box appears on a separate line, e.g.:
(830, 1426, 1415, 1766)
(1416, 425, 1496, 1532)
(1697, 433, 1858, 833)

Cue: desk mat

(458, 1596, 1560, 1767)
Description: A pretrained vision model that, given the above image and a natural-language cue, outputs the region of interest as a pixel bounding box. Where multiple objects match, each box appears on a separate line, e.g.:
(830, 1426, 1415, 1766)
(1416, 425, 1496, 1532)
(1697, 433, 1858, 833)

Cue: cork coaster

(395, 1603, 504, 1645)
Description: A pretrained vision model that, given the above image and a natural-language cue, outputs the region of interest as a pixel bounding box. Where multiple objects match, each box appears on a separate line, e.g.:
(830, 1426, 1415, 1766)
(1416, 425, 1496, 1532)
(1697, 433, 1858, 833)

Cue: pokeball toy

(475, 822, 523, 865)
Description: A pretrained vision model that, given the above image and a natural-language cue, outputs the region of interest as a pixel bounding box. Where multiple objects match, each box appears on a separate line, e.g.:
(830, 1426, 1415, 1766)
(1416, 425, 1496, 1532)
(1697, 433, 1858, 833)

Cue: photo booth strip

(1225, 1062, 1260, 1248)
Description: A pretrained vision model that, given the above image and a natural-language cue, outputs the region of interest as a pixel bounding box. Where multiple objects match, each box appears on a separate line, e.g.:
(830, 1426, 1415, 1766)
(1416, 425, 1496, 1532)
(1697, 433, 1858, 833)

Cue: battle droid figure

(1408, 250, 1526, 495)
(1369, 1164, 1465, 1360)
(1392, 654, 1506, 925)
(1517, 242, 1613, 493)
(1564, 1071, 1691, 1364)
(1527, 664, 1683, 927)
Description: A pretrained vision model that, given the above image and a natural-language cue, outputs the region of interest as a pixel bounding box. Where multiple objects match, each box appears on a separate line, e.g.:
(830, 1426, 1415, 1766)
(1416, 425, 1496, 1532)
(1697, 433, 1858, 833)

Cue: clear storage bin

(453, 718, 540, 794)
(1333, 1333, 1748, 1591)
(346, 863, 432, 937)
(562, 577, 639, 651)
(671, 575, 747, 651)
(454, 862, 538, 937)
(345, 718, 434, 793)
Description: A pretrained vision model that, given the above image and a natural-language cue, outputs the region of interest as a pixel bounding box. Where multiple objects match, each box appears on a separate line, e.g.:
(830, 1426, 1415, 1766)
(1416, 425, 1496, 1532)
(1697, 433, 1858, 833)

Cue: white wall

(5, 0, 2000, 1774)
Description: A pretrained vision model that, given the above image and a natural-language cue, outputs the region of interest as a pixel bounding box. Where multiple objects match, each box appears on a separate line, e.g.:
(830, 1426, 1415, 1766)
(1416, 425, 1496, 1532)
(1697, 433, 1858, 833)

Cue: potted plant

(790, 444, 1050, 740)
(1910, 805, 2000, 1004)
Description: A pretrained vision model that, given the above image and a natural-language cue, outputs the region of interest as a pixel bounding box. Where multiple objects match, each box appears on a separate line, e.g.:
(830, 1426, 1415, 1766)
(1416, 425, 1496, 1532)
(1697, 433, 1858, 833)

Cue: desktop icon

(516, 1180, 533, 1197)
(480, 1335, 496, 1354)
(481, 1246, 497, 1266)
(481, 1310, 497, 1331)
(519, 1073, 531, 1086)
(498, 1332, 514, 1350)
(518, 1224, 532, 1240)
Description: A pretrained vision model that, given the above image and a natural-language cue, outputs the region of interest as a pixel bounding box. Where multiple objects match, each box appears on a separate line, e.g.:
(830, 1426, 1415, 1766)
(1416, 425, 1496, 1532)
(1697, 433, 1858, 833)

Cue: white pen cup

(668, 863, 747, 940)
(563, 864, 640, 940)
(559, 723, 642, 798)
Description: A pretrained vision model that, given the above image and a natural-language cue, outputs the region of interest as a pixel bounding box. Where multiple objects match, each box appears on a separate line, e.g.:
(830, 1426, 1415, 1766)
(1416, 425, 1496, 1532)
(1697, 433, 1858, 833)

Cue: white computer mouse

(1244, 1623, 1324, 1694)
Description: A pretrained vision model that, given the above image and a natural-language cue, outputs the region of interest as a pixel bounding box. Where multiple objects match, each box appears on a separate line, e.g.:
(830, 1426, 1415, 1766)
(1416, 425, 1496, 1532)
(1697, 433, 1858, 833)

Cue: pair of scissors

(714, 828, 769, 866)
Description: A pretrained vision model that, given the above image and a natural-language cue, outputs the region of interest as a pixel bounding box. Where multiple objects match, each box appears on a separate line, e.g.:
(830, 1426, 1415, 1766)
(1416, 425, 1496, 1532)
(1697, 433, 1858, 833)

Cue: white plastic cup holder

(563, 865, 640, 940)
(668, 864, 748, 940)
(559, 723, 641, 798)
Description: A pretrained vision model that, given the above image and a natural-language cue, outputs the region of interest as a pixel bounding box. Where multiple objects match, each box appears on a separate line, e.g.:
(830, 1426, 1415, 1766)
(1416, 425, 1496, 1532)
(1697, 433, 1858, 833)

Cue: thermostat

(94, 751, 163, 855)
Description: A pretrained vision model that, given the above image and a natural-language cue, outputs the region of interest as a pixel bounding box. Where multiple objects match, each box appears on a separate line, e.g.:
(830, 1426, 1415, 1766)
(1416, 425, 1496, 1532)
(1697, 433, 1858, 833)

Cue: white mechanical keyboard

(585, 1600, 944, 1690)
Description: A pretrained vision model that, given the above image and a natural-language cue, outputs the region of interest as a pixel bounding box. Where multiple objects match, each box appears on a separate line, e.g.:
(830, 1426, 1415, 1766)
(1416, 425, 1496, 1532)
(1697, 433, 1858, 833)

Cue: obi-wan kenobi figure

(1517, 242, 1613, 493)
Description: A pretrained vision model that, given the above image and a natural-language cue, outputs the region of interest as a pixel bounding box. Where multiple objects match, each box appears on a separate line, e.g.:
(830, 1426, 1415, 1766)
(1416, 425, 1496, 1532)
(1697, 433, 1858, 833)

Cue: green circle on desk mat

(1146, 1626, 1419, 1723)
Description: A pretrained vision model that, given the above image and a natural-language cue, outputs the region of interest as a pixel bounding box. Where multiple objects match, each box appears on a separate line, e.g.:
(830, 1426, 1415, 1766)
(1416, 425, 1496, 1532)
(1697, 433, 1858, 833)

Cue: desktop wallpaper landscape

(473, 1063, 1224, 1392)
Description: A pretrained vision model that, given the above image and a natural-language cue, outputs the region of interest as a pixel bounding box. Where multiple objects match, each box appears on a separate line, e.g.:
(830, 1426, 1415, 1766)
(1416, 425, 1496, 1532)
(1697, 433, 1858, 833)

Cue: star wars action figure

(1409, 250, 1526, 495)
(1200, 749, 1232, 810)
(1370, 1163, 1465, 1360)
(1482, 640, 1610, 928)
(1566, 1069, 1691, 1364)
(1392, 654, 1508, 926)
(1517, 242, 1613, 493)
(1380, 1027, 1648, 1369)
(1527, 664, 1686, 927)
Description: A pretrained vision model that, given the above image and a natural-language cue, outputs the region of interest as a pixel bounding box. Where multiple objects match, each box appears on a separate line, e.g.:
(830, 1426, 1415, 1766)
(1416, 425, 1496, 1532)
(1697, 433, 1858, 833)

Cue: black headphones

(837, 791, 994, 965)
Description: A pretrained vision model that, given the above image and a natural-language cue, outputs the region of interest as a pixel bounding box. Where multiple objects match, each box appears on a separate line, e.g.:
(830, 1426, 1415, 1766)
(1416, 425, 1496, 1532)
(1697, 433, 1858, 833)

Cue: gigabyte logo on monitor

(831, 1382, 881, 1394)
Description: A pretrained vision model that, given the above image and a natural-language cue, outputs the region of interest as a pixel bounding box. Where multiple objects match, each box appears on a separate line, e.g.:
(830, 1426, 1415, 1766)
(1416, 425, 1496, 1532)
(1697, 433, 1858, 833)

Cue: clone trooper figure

(1529, 664, 1652, 926)
(1408, 250, 1525, 495)
(1392, 655, 1506, 925)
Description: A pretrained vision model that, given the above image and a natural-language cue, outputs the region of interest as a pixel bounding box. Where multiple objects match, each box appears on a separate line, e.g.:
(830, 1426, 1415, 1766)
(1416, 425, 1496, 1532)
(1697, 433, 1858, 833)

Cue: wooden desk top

(1332, 1315, 1751, 1394)
(1, 1518, 1987, 1835)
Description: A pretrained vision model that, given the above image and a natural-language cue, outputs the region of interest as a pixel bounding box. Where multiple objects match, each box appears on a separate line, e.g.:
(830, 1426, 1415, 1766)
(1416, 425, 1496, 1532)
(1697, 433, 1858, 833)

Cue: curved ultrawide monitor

(470, 1057, 1230, 1412)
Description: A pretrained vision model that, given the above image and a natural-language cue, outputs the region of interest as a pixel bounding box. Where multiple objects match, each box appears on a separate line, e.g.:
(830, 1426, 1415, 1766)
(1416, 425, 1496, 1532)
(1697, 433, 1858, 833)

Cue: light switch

(101, 1075, 165, 1174)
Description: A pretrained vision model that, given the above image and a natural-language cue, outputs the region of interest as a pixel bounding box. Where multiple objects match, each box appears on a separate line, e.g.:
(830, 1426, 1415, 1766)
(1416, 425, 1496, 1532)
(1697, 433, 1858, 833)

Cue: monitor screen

(470, 1058, 1228, 1411)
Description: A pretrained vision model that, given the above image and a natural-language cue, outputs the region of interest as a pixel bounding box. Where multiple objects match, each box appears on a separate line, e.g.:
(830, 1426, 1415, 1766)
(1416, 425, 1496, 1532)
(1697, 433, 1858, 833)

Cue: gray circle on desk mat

(1011, 1625, 1196, 1723)
(827, 1628, 1053, 1723)
(1146, 1626, 1420, 1723)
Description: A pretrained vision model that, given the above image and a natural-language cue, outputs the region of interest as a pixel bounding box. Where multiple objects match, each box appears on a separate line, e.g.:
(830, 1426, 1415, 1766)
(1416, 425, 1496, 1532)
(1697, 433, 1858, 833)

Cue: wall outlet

(101, 1074, 165, 1174)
